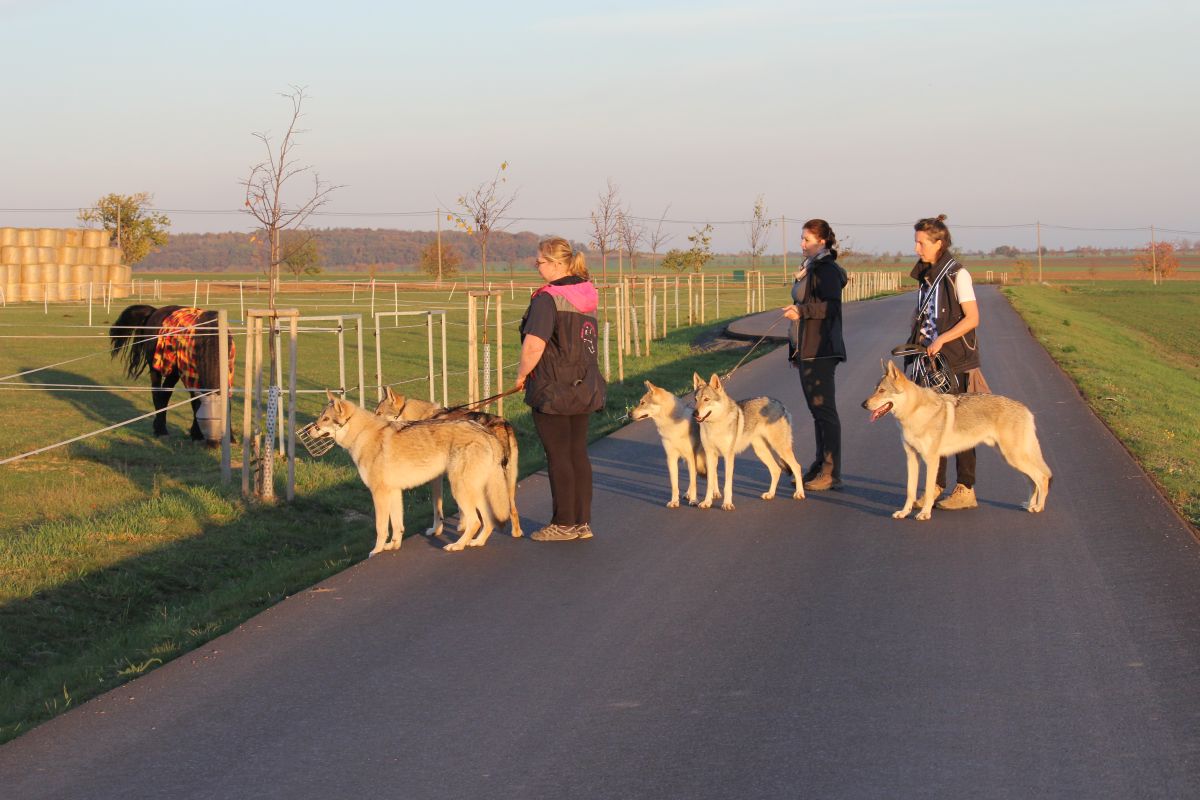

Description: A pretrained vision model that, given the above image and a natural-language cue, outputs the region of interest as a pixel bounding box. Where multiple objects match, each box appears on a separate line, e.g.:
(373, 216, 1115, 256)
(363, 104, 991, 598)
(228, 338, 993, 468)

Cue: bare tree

(589, 179, 621, 283)
(617, 210, 645, 274)
(746, 194, 773, 268)
(450, 162, 516, 285)
(647, 204, 674, 264)
(241, 86, 338, 313)
(240, 86, 338, 501)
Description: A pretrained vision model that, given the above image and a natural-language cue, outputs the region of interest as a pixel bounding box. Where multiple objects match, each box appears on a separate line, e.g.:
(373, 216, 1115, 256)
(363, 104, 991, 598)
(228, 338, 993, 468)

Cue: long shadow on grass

(0, 471, 382, 744)
(0, 322, 771, 743)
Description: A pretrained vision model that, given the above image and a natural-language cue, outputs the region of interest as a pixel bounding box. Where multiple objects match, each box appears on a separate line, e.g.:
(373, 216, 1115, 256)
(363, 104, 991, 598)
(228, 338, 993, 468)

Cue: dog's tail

(485, 458, 511, 525)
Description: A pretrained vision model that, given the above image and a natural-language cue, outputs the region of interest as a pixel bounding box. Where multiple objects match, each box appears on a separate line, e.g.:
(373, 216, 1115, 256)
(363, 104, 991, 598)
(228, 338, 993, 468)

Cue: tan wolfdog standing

(374, 386, 522, 538)
(310, 391, 511, 554)
(691, 372, 806, 511)
(862, 360, 1052, 520)
(630, 380, 715, 508)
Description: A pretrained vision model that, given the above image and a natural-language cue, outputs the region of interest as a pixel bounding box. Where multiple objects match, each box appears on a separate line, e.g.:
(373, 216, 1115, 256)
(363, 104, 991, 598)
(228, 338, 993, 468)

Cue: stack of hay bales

(0, 227, 131, 303)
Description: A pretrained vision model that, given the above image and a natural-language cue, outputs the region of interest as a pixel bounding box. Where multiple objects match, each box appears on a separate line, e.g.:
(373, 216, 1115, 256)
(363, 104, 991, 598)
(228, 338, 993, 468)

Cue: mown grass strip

(1004, 282, 1200, 529)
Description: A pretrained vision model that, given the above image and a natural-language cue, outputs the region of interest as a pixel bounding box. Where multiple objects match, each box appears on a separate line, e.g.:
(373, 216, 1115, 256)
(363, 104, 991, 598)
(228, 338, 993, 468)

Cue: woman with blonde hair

(515, 237, 607, 541)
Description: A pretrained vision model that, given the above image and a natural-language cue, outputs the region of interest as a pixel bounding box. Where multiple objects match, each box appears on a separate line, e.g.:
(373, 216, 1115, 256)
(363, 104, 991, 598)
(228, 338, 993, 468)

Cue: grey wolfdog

(862, 360, 1052, 520)
(630, 379, 715, 508)
(310, 391, 511, 554)
(691, 372, 806, 510)
(374, 386, 522, 538)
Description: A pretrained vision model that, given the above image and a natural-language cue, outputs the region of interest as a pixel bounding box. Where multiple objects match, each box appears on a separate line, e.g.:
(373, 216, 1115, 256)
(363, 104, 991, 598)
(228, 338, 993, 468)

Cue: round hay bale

(97, 247, 120, 266)
(16, 229, 36, 247)
(5, 263, 19, 283)
(43, 282, 60, 302)
(58, 246, 79, 265)
(110, 264, 133, 298)
(77, 247, 98, 266)
(63, 229, 84, 247)
(35, 229, 62, 248)
(70, 264, 90, 288)
(19, 246, 39, 265)
(1, 245, 20, 264)
(0, 228, 17, 247)
(82, 229, 109, 248)
(37, 246, 56, 263)
(91, 265, 111, 284)
(20, 264, 42, 301)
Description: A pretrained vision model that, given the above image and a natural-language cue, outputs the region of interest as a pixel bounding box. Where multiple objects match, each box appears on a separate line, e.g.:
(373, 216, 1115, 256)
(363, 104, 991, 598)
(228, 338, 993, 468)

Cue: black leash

(722, 314, 789, 380)
(443, 385, 523, 413)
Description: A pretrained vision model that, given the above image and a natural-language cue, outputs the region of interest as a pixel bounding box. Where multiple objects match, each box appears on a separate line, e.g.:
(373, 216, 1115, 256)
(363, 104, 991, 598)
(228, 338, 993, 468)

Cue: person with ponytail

(515, 237, 607, 541)
(909, 214, 982, 510)
(781, 219, 848, 490)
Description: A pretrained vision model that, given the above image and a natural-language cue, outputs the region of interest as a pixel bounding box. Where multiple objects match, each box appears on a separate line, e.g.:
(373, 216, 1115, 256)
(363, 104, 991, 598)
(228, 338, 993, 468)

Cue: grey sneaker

(530, 523, 580, 542)
(573, 523, 594, 540)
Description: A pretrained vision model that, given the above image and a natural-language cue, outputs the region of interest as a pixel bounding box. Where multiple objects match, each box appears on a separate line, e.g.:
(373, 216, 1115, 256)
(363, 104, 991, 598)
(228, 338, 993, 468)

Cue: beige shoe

(918, 485, 944, 507)
(935, 483, 977, 510)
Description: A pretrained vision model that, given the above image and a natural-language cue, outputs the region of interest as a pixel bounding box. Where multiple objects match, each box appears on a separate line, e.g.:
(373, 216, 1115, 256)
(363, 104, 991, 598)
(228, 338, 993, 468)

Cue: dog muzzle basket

(297, 422, 336, 457)
(891, 343, 959, 394)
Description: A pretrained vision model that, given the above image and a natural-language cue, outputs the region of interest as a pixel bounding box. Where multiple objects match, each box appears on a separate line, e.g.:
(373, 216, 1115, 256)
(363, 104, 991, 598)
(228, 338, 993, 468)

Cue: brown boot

(803, 472, 843, 491)
(935, 483, 977, 510)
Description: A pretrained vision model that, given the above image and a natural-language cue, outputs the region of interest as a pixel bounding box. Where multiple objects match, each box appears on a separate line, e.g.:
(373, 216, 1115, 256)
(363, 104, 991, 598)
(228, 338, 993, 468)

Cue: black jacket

(787, 252, 847, 363)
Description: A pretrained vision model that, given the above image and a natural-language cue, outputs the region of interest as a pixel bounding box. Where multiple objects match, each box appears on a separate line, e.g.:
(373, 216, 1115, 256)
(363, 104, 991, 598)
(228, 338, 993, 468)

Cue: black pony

(110, 304, 235, 445)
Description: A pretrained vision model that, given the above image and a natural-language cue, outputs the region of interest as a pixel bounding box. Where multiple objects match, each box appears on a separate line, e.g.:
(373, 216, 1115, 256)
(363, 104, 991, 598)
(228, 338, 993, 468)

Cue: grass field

(1004, 281, 1200, 529)
(1, 272, 881, 743)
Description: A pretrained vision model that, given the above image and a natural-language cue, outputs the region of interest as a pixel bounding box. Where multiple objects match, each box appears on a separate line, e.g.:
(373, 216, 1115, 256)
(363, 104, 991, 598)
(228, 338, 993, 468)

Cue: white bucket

(195, 394, 225, 443)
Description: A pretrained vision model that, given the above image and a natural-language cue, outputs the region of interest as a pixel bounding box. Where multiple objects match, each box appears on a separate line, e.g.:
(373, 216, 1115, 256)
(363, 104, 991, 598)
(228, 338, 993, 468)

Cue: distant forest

(138, 228, 554, 273)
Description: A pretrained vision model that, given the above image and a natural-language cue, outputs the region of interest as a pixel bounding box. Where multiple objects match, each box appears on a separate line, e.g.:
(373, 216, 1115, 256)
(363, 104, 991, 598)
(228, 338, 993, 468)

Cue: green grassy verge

(1004, 282, 1200, 528)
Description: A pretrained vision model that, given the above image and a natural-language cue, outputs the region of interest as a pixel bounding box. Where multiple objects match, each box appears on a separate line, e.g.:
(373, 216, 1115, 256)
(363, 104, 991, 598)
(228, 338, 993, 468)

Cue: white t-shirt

(953, 268, 976, 304)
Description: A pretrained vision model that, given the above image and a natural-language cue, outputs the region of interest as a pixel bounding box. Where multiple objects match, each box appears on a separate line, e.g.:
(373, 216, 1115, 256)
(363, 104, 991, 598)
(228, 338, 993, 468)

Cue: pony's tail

(109, 304, 157, 379)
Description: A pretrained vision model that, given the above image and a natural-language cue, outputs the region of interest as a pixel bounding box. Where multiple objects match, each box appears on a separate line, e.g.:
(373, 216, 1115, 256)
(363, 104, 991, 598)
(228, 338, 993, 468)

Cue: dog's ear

(708, 373, 723, 391)
(325, 388, 337, 403)
(384, 386, 397, 404)
(644, 380, 655, 391)
(692, 372, 704, 390)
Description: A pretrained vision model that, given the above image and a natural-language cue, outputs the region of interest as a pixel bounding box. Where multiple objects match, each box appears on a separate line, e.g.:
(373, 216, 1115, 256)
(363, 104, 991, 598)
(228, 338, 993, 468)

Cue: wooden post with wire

(467, 290, 502, 410)
(218, 309, 231, 484)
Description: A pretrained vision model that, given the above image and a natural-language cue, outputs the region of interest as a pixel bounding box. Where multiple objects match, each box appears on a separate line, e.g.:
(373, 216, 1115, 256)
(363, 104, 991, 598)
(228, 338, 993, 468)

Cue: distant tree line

(138, 228, 549, 273)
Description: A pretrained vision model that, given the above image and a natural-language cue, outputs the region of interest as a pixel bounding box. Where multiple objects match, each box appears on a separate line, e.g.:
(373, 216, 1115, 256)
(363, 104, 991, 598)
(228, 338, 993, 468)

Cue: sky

(1, 0, 1197, 254)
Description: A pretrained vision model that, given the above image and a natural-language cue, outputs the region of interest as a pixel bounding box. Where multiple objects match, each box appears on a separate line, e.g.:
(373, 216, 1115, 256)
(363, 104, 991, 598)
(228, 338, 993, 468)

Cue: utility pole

(1151, 224, 1158, 286)
(1036, 220, 1043, 284)
(781, 216, 788, 282)
(436, 208, 443, 284)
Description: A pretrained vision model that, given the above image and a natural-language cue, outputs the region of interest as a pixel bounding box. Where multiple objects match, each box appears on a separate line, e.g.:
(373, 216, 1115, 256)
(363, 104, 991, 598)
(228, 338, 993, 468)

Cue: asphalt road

(4, 288, 1200, 799)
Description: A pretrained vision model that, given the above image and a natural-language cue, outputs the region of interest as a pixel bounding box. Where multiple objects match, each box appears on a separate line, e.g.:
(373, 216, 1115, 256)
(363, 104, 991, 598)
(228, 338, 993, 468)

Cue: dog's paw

(698, 499, 713, 509)
(423, 526, 440, 537)
(892, 509, 911, 519)
(368, 547, 383, 557)
(916, 509, 932, 521)
(443, 541, 466, 552)
(721, 501, 736, 511)
(666, 499, 680, 509)
(792, 489, 805, 500)
(760, 491, 775, 500)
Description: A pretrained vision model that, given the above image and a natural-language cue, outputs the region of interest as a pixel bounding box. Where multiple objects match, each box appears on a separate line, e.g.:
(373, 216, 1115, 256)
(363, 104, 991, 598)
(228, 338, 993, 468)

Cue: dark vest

(910, 254, 980, 373)
(520, 287, 606, 415)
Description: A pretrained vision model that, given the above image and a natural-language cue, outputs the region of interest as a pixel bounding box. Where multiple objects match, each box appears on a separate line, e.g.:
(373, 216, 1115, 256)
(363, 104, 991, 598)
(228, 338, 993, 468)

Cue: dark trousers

(532, 410, 593, 526)
(936, 372, 976, 489)
(798, 358, 841, 480)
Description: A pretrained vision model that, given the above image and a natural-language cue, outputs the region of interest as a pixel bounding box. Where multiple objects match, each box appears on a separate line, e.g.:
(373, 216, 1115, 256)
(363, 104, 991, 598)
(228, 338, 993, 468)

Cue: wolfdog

(310, 391, 511, 554)
(373, 386, 522, 538)
(630, 380, 715, 508)
(691, 373, 805, 510)
(862, 360, 1052, 520)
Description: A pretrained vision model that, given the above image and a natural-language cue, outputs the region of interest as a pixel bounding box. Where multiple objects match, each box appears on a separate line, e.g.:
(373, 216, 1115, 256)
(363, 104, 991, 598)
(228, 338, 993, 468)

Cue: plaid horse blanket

(152, 307, 236, 390)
